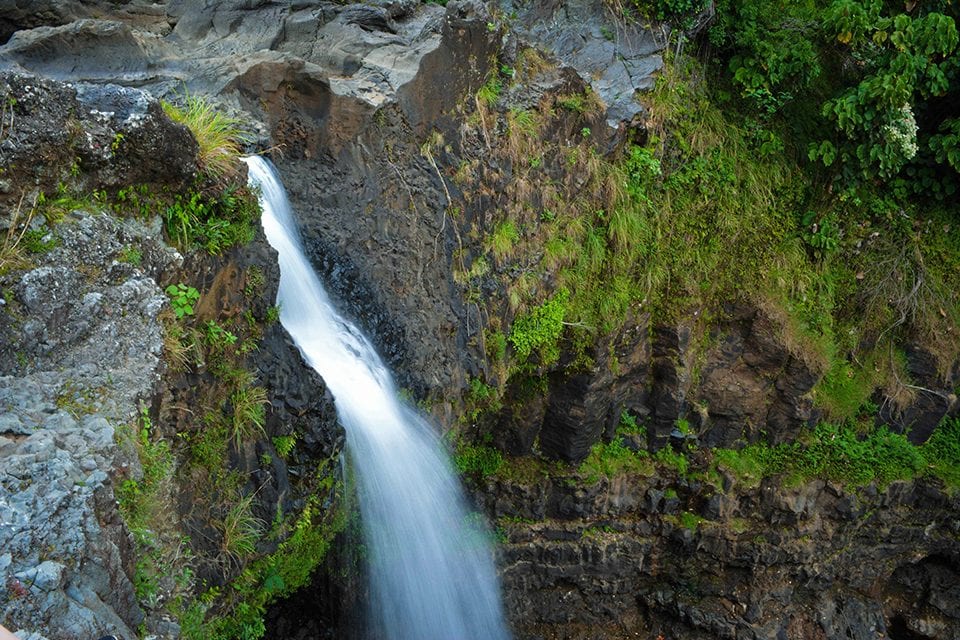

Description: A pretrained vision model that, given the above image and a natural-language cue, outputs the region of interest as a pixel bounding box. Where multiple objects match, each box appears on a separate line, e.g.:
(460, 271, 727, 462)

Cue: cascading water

(244, 156, 511, 640)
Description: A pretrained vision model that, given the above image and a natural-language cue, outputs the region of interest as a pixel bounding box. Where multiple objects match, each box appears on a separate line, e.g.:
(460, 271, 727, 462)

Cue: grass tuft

(162, 94, 250, 180)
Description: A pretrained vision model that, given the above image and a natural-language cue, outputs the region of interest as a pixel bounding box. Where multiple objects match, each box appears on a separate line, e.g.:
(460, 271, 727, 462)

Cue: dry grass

(0, 192, 36, 275)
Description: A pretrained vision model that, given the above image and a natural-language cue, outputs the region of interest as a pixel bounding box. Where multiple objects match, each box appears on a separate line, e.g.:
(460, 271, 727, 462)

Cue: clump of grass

(162, 94, 249, 180)
(489, 220, 519, 261)
(230, 385, 268, 450)
(218, 493, 264, 567)
(476, 76, 503, 107)
(921, 417, 960, 489)
(0, 193, 36, 275)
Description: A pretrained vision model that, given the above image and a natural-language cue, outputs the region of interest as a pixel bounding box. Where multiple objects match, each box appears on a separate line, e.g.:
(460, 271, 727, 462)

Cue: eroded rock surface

(0, 211, 179, 639)
(477, 471, 960, 640)
(0, 70, 187, 639)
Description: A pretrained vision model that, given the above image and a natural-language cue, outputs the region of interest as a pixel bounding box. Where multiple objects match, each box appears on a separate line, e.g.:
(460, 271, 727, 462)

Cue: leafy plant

(204, 320, 238, 352)
(166, 283, 200, 319)
(163, 185, 259, 255)
(509, 290, 569, 365)
(579, 436, 652, 484)
(477, 76, 503, 106)
(272, 434, 297, 460)
(922, 416, 960, 488)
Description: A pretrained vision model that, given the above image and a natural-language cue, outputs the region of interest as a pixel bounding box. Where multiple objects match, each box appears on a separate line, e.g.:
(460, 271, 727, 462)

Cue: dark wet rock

(877, 342, 959, 444)
(695, 306, 819, 447)
(476, 472, 960, 640)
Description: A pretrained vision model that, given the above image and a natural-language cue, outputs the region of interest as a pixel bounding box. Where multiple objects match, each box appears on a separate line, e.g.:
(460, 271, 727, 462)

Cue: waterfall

(244, 156, 511, 640)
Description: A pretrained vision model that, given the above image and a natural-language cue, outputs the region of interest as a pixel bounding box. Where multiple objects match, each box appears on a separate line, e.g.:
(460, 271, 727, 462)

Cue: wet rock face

(476, 474, 960, 640)
(695, 305, 819, 447)
(502, 0, 667, 127)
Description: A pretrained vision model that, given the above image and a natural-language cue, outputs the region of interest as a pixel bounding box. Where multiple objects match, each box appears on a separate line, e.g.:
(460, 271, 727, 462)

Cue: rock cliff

(0, 1, 958, 640)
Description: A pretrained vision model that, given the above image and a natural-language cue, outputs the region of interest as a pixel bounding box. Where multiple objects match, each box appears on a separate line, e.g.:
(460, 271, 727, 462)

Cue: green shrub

(579, 437, 652, 484)
(272, 434, 297, 459)
(163, 185, 259, 255)
(509, 290, 569, 365)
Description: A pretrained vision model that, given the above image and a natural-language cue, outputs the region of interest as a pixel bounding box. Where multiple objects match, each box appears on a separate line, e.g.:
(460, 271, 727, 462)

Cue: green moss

(454, 442, 505, 480)
(714, 422, 929, 489)
(579, 437, 653, 484)
(654, 446, 689, 477)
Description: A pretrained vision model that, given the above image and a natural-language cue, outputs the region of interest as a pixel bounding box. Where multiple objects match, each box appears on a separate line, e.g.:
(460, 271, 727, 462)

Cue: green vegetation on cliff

(454, 1, 959, 494)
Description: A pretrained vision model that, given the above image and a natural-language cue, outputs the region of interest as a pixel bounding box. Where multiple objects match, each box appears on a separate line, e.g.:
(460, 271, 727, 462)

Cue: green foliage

(465, 376, 502, 421)
(489, 220, 519, 261)
(115, 408, 179, 607)
(165, 283, 200, 319)
(715, 422, 927, 488)
(118, 245, 143, 265)
(187, 483, 345, 640)
(454, 442, 504, 480)
(219, 494, 264, 566)
(654, 446, 689, 476)
(509, 290, 568, 365)
(477, 75, 503, 106)
(712, 0, 960, 196)
(617, 410, 646, 437)
(21, 228, 57, 254)
(922, 416, 960, 488)
(230, 385, 268, 450)
(678, 510, 705, 530)
(204, 320, 238, 351)
(264, 305, 281, 325)
(272, 434, 297, 459)
(162, 94, 249, 180)
(243, 266, 266, 298)
(555, 93, 587, 114)
(710, 0, 822, 115)
(116, 408, 174, 531)
(163, 185, 260, 254)
(814, 358, 876, 421)
(579, 436, 652, 484)
(617, 0, 709, 23)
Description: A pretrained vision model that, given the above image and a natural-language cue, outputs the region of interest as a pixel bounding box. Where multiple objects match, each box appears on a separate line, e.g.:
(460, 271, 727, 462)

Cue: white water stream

(244, 156, 511, 640)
